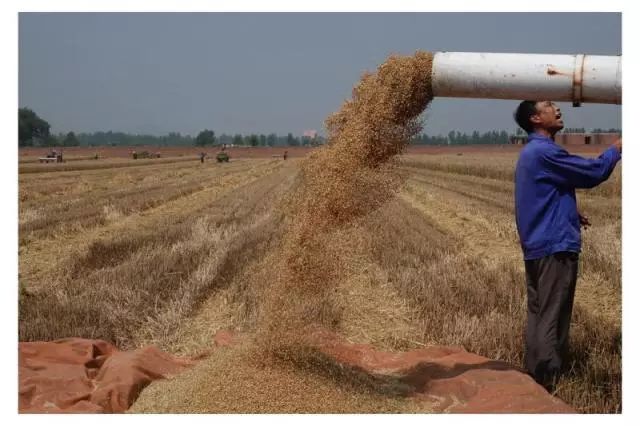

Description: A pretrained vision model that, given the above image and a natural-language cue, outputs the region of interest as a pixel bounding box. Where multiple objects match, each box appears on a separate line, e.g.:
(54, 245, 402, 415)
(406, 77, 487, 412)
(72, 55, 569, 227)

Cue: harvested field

(18, 147, 621, 413)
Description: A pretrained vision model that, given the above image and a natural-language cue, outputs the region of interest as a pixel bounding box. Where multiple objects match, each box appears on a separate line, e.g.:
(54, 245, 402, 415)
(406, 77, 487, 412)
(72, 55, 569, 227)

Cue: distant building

(303, 130, 318, 139)
(555, 132, 619, 146)
(510, 133, 619, 146)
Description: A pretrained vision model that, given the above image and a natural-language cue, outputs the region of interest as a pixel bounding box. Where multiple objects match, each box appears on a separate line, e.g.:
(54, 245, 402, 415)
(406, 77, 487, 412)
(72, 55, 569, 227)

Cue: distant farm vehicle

(135, 151, 162, 159)
(216, 152, 230, 163)
(39, 151, 63, 163)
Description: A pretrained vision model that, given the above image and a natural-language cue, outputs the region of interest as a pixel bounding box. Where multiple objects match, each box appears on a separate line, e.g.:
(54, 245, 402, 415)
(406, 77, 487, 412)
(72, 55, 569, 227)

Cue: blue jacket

(514, 133, 621, 260)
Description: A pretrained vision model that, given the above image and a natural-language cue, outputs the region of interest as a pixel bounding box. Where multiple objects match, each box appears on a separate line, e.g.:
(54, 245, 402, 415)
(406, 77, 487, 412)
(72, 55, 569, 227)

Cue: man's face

(531, 101, 564, 133)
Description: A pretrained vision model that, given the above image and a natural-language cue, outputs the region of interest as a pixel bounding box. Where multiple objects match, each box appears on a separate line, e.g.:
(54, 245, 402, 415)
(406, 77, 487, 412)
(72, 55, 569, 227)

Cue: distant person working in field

(513, 100, 621, 389)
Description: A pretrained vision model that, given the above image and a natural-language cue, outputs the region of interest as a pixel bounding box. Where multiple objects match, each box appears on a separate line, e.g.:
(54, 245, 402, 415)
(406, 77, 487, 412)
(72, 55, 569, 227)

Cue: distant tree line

(19, 108, 620, 149)
(25, 129, 325, 148)
(76, 131, 195, 147)
(194, 131, 325, 148)
(412, 130, 512, 145)
(18, 108, 326, 148)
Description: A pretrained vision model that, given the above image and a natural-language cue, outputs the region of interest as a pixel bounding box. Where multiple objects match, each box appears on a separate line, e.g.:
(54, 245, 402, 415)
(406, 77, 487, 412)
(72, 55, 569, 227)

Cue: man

(513, 100, 621, 388)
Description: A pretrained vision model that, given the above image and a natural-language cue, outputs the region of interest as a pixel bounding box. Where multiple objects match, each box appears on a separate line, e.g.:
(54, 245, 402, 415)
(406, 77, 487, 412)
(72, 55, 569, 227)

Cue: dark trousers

(524, 251, 579, 385)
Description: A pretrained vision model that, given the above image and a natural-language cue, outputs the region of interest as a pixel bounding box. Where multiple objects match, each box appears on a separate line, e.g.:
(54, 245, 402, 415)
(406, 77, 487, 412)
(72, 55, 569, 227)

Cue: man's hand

(613, 137, 622, 154)
(579, 213, 591, 230)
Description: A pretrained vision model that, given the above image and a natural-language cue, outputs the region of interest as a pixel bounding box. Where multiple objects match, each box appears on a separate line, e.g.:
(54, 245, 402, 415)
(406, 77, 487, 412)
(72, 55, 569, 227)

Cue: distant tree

(42, 134, 59, 147)
(498, 130, 509, 144)
(471, 130, 480, 144)
(266, 133, 277, 147)
(458, 132, 468, 145)
(233, 134, 244, 146)
(62, 131, 79, 147)
(218, 133, 233, 145)
(248, 134, 259, 147)
(447, 130, 456, 145)
(259, 134, 267, 147)
(195, 129, 216, 146)
(166, 132, 183, 146)
(286, 133, 300, 146)
(19, 108, 51, 147)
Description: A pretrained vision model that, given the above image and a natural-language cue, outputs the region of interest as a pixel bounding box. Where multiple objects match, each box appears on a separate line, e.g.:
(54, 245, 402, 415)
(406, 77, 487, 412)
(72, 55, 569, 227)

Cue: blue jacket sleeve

(541, 145, 621, 189)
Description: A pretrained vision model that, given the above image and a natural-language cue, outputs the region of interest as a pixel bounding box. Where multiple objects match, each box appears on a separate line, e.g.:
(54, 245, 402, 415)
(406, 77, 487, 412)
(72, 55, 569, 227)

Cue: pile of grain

(256, 51, 434, 358)
(130, 342, 426, 413)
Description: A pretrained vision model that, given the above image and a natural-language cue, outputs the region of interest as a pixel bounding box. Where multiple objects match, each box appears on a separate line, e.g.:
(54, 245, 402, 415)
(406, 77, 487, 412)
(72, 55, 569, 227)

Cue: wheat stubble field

(18, 147, 621, 413)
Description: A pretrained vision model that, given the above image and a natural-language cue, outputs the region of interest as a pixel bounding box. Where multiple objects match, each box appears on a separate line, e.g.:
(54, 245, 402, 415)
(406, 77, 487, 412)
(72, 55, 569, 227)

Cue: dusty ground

(18, 147, 621, 413)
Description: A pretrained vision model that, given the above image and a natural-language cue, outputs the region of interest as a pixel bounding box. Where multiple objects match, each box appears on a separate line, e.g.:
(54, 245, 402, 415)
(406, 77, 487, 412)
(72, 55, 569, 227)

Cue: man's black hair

(514, 101, 539, 134)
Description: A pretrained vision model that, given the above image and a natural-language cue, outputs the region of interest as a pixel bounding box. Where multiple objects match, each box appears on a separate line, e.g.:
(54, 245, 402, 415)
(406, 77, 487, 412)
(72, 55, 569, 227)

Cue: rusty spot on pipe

(547, 67, 572, 77)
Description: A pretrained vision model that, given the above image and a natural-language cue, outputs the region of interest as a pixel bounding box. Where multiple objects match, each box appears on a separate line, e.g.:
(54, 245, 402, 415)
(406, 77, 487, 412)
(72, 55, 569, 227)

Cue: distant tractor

(39, 150, 63, 163)
(216, 151, 230, 163)
(135, 151, 161, 159)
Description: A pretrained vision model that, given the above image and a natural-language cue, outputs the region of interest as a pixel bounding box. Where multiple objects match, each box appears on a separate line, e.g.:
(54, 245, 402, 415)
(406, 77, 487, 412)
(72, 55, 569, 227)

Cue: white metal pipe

(431, 52, 621, 106)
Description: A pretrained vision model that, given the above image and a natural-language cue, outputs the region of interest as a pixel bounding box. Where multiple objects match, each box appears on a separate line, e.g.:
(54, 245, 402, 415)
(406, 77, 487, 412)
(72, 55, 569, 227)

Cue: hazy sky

(19, 12, 621, 136)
